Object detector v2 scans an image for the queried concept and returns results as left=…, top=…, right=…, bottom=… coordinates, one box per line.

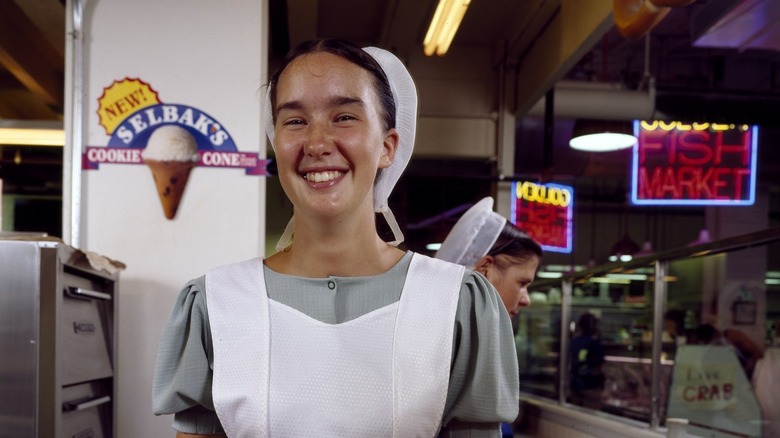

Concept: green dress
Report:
left=152, top=252, right=518, bottom=437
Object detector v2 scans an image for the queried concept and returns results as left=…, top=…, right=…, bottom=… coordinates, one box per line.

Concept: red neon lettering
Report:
left=660, top=168, right=680, bottom=198
left=640, top=166, right=750, bottom=200
left=714, top=131, right=750, bottom=165
left=732, top=168, right=750, bottom=200
left=712, top=167, right=731, bottom=199
left=695, top=168, right=714, bottom=199
left=677, top=131, right=712, bottom=165
left=677, top=166, right=696, bottom=198
left=639, top=130, right=665, bottom=164
left=639, top=167, right=661, bottom=199
left=524, top=203, right=553, bottom=224
left=523, top=223, right=567, bottom=247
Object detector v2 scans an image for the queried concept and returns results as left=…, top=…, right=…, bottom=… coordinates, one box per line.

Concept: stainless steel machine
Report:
left=0, top=237, right=120, bottom=438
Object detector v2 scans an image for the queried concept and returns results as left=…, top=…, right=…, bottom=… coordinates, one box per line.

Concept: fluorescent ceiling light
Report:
left=589, top=277, right=631, bottom=284
left=543, top=264, right=586, bottom=272
left=0, top=120, right=64, bottom=147
left=606, top=273, right=647, bottom=281
left=423, top=0, right=471, bottom=57
left=537, top=272, right=563, bottom=279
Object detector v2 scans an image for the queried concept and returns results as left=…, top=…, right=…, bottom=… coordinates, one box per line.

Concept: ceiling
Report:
left=0, top=0, right=65, bottom=121
left=4, top=0, right=780, bottom=140
left=268, top=0, right=780, bottom=120
left=2, top=0, right=780, bottom=247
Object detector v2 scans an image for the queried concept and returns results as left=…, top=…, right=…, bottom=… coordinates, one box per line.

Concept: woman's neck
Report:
left=266, top=213, right=405, bottom=277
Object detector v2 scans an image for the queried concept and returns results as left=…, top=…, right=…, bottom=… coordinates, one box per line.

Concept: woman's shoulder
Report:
left=407, top=251, right=502, bottom=311
left=206, top=257, right=265, bottom=276
left=173, top=276, right=207, bottom=307
left=459, top=269, right=503, bottom=311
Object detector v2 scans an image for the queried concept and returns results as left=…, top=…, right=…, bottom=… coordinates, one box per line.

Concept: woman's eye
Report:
left=336, top=114, right=356, bottom=122
left=282, top=118, right=305, bottom=126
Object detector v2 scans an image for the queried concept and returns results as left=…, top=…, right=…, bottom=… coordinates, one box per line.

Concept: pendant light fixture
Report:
left=569, top=119, right=637, bottom=152
left=609, top=232, right=641, bottom=262
left=609, top=207, right=640, bottom=262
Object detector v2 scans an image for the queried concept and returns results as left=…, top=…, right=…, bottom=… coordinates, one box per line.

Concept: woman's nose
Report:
left=304, top=123, right=333, bottom=157
left=518, top=289, right=531, bottom=308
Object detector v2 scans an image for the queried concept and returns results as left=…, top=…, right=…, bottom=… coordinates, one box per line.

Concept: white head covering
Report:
left=264, top=45, right=418, bottom=252
left=436, top=197, right=507, bottom=269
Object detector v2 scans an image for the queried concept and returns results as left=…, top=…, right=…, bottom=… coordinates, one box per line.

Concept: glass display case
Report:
left=516, top=227, right=780, bottom=437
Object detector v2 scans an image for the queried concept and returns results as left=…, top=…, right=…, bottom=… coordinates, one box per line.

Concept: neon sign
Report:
left=631, top=120, right=758, bottom=206
left=511, top=181, right=574, bottom=253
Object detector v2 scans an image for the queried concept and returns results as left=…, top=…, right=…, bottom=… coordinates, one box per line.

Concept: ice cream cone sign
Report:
left=141, top=125, right=199, bottom=219
left=86, top=79, right=272, bottom=221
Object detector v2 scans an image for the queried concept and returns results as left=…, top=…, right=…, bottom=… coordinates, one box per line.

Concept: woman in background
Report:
left=436, top=196, right=543, bottom=318
left=153, top=39, right=518, bottom=437
left=436, top=196, right=544, bottom=436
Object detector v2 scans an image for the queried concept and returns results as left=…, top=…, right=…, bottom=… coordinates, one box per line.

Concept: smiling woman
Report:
left=152, top=38, right=520, bottom=437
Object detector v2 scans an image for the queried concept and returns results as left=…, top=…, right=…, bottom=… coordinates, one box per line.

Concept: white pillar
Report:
left=66, top=1, right=268, bottom=436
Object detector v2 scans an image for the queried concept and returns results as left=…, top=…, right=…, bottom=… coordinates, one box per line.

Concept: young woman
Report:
left=436, top=197, right=543, bottom=318
left=436, top=197, right=543, bottom=436
left=153, top=39, right=519, bottom=437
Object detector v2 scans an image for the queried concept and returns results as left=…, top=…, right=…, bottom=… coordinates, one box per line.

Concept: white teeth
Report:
left=304, top=171, right=343, bottom=182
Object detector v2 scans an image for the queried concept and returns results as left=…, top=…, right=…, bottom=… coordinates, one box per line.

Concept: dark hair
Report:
left=487, top=222, right=543, bottom=268
left=577, top=313, right=599, bottom=337
left=695, top=323, right=719, bottom=344
left=664, top=309, right=685, bottom=332
left=268, top=38, right=396, bottom=132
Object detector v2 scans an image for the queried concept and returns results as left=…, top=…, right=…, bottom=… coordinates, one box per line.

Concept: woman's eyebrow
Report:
left=276, top=100, right=303, bottom=114
left=276, top=96, right=365, bottom=115
left=330, top=96, right=364, bottom=108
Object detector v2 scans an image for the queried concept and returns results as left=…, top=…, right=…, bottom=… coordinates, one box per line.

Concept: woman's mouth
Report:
left=302, top=170, right=345, bottom=183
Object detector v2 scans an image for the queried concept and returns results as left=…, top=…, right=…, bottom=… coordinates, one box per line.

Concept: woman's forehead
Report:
left=280, top=52, right=371, bottom=88
left=275, top=52, right=379, bottom=112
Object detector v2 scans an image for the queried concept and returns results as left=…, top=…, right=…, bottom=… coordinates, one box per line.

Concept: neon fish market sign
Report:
left=631, top=121, right=757, bottom=206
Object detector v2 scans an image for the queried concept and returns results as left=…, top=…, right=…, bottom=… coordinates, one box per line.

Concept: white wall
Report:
left=74, top=1, right=267, bottom=436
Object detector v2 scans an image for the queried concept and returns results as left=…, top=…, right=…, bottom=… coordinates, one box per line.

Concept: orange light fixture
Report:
left=613, top=0, right=670, bottom=39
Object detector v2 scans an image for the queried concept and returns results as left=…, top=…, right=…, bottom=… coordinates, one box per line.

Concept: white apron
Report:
left=206, top=253, right=464, bottom=437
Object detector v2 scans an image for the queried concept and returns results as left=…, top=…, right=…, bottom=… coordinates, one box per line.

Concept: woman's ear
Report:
left=473, top=255, right=494, bottom=276
left=379, top=128, right=399, bottom=169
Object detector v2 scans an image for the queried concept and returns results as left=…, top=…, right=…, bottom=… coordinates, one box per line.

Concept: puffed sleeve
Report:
left=440, top=271, right=519, bottom=437
left=152, top=276, right=225, bottom=434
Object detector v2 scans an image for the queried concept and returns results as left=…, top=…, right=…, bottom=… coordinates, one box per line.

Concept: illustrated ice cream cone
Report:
left=141, top=125, right=199, bottom=220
